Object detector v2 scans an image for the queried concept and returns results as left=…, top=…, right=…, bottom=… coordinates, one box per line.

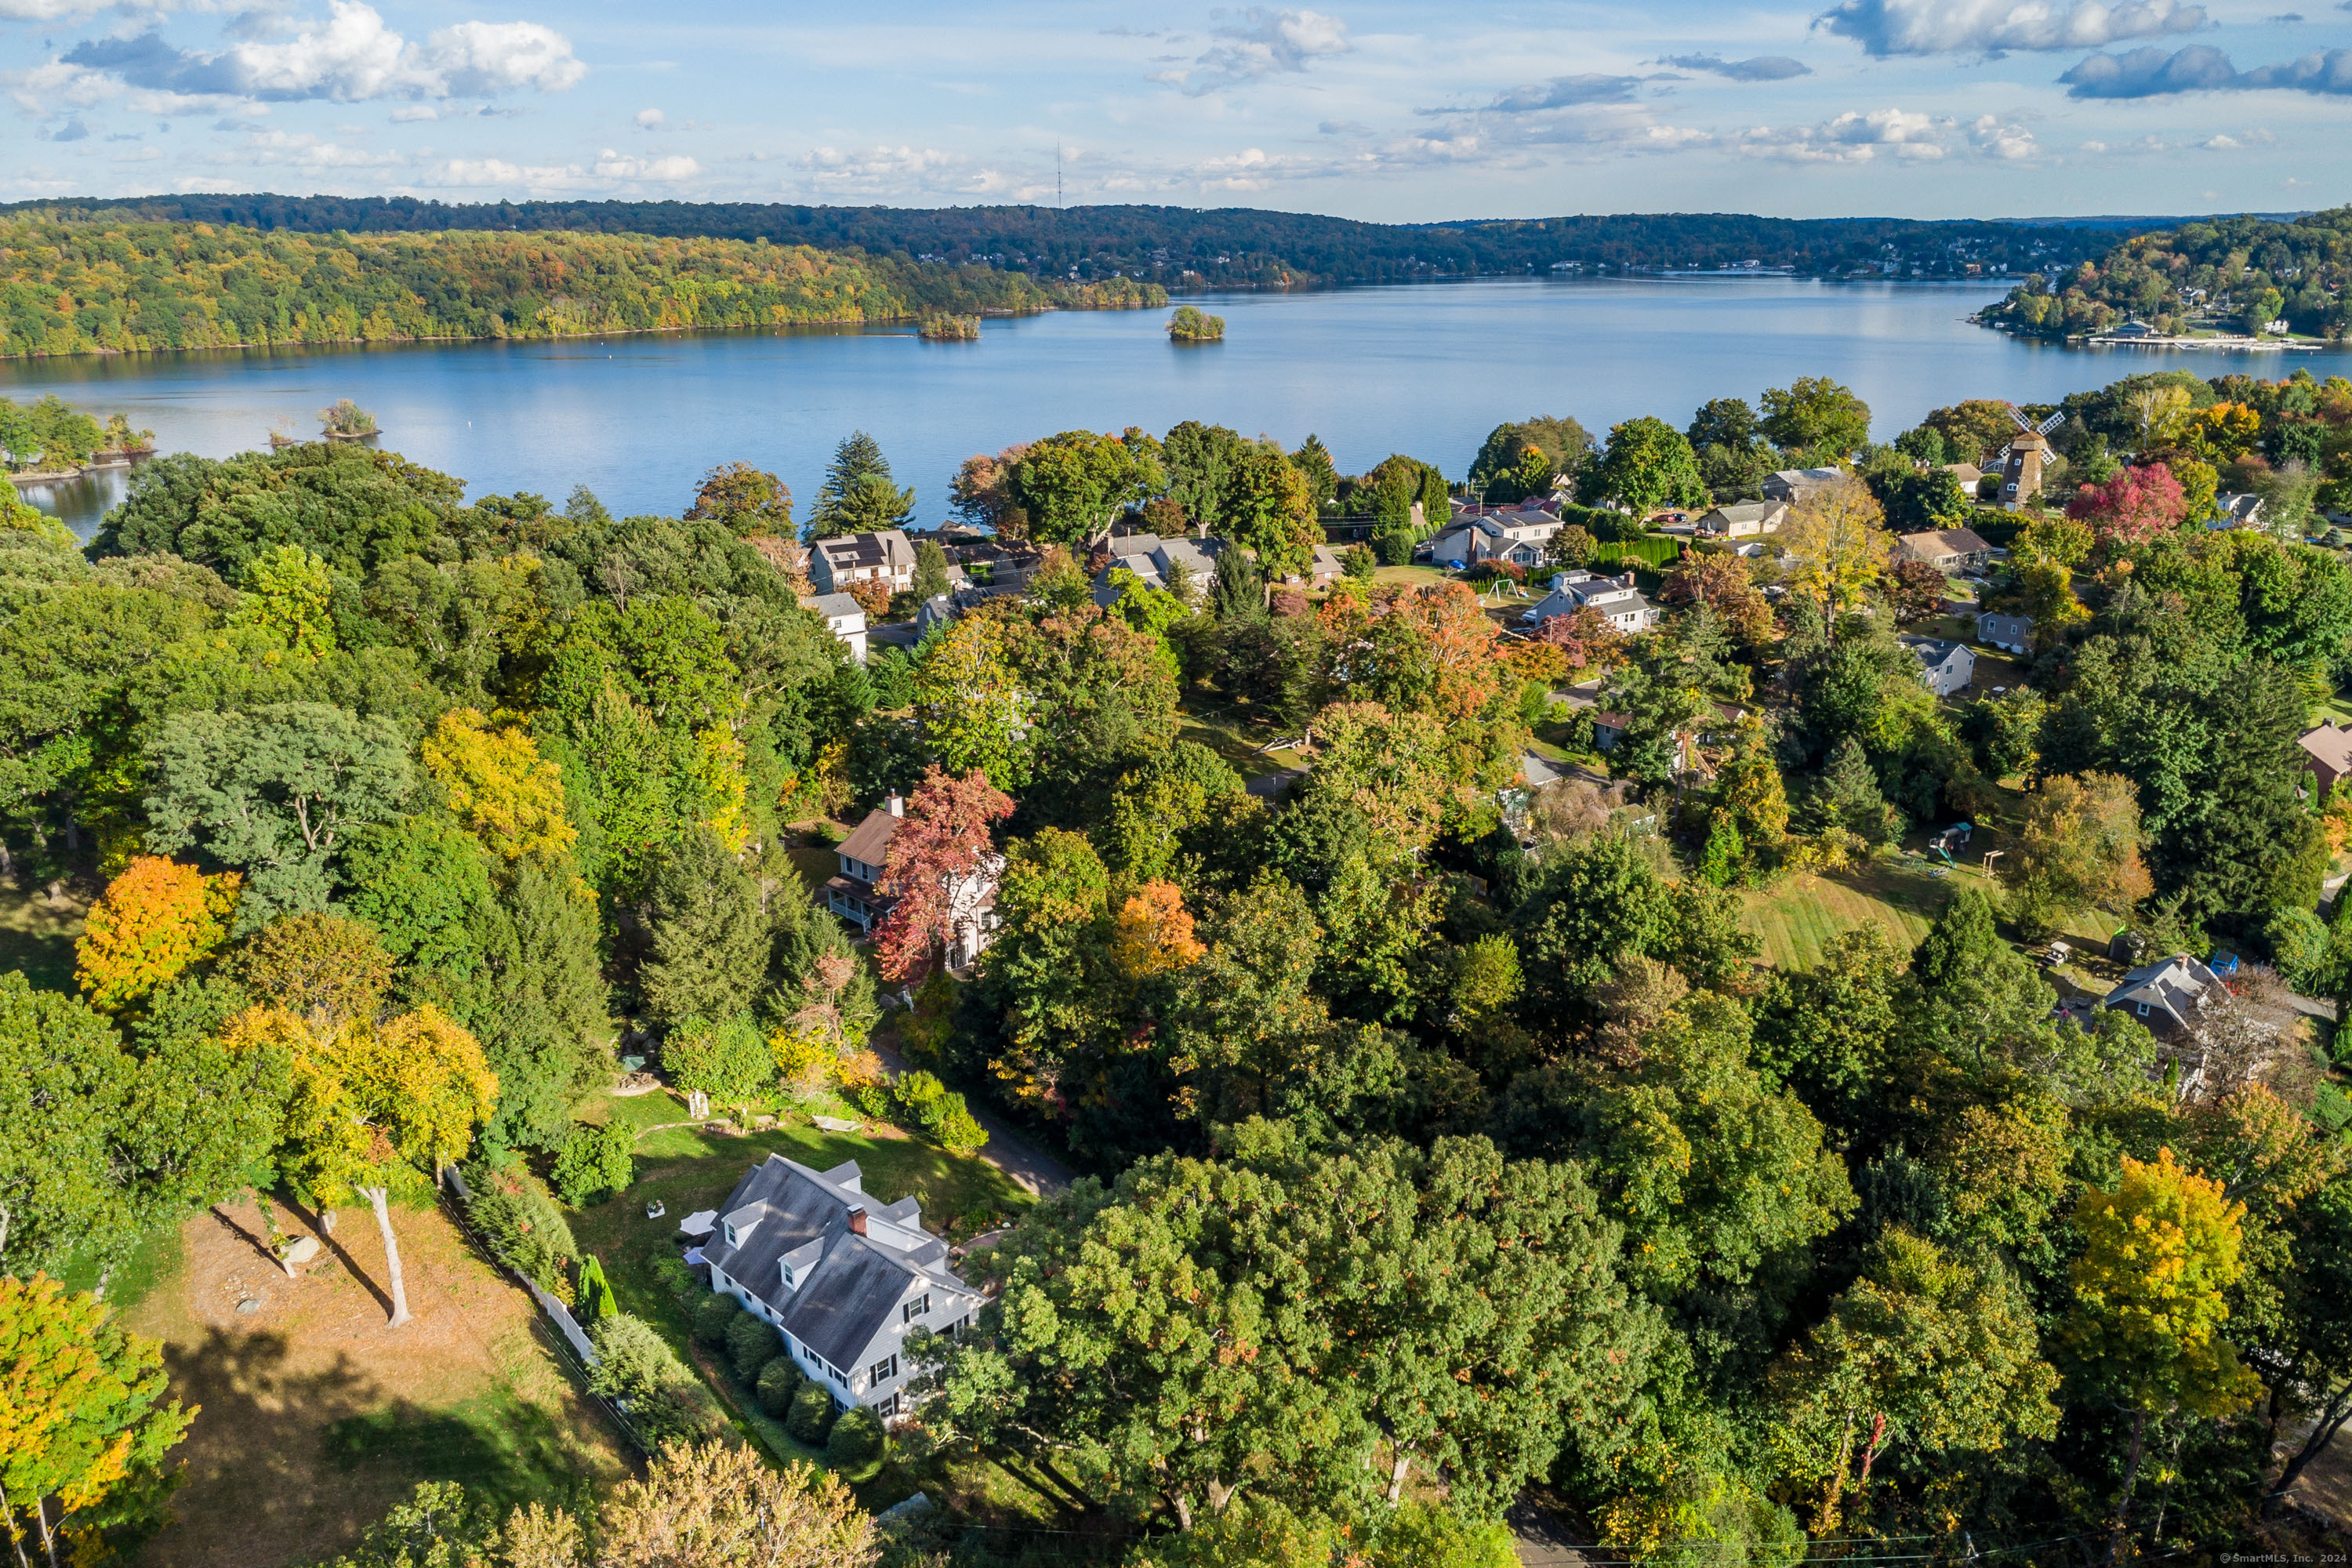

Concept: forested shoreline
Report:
left=0, top=217, right=1164, bottom=359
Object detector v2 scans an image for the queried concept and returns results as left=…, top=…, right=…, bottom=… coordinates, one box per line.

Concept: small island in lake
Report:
left=1167, top=305, right=1225, bottom=343
left=320, top=398, right=379, bottom=441
left=918, top=314, right=982, bottom=341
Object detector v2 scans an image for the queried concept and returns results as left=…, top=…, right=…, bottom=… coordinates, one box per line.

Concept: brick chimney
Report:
left=886, top=791, right=902, bottom=818
left=848, top=1207, right=868, bottom=1236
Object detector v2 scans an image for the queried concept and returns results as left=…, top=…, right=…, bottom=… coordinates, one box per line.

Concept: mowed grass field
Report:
left=1740, top=857, right=1974, bottom=971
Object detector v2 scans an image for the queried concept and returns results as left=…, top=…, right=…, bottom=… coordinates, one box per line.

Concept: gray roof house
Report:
left=1093, top=532, right=1225, bottom=607
left=2103, top=954, right=2222, bottom=1039
left=1761, top=467, right=1844, bottom=503
left=1519, top=569, right=1662, bottom=633
left=1974, top=611, right=2033, bottom=655
left=820, top=792, right=1002, bottom=969
left=1900, top=635, right=1976, bottom=697
left=810, top=530, right=916, bottom=595
left=2209, top=492, right=2265, bottom=532
left=1429, top=512, right=1561, bottom=571
left=1694, top=500, right=1788, bottom=539
left=703, top=1153, right=983, bottom=1420
left=808, top=593, right=868, bottom=664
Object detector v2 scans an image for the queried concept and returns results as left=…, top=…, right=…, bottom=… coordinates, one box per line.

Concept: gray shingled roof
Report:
left=2103, top=954, right=2219, bottom=1029
left=702, top=1155, right=966, bottom=1374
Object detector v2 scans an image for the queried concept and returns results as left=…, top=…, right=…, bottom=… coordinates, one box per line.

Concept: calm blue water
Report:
left=10, top=276, right=2350, bottom=539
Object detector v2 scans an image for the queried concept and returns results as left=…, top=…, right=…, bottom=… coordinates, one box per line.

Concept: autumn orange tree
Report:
left=229, top=1004, right=496, bottom=1327
left=73, top=856, right=240, bottom=1014
left=873, top=766, right=1015, bottom=984
left=0, top=1274, right=193, bottom=1568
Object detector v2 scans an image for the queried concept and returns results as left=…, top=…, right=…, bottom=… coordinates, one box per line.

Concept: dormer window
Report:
left=780, top=1261, right=797, bottom=1290
left=903, top=1292, right=931, bottom=1323
left=722, top=1221, right=738, bottom=1247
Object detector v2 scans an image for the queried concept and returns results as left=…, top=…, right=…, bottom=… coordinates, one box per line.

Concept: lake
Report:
left=10, top=276, right=2350, bottom=539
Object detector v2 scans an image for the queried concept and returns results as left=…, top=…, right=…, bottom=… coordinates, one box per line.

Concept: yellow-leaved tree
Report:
left=227, top=543, right=338, bottom=659
left=1776, top=474, right=1890, bottom=616
left=74, top=856, right=241, bottom=1013
left=2064, top=1148, right=2259, bottom=1552
left=229, top=1004, right=496, bottom=1327
left=420, top=707, right=578, bottom=864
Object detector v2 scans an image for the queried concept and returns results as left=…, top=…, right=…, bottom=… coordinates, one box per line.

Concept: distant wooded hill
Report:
left=6, top=195, right=2155, bottom=292
left=1977, top=205, right=2352, bottom=341
left=0, top=217, right=1160, bottom=358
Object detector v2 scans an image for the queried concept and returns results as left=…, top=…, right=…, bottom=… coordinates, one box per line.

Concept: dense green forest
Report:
left=1980, top=205, right=2352, bottom=341
left=7, top=370, right=2352, bottom=1564
left=5, top=195, right=2144, bottom=292
left=0, top=217, right=1163, bottom=358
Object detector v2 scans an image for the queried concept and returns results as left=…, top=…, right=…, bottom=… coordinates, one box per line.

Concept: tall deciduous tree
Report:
left=1761, top=377, right=1872, bottom=462
left=143, top=702, right=413, bottom=930
left=1777, top=476, right=1890, bottom=615
left=873, top=766, right=1014, bottom=984
left=1578, top=417, right=1708, bottom=516
left=1007, top=429, right=1168, bottom=547
left=0, top=1274, right=194, bottom=1568
left=595, top=1441, right=874, bottom=1567
left=913, top=614, right=1033, bottom=790
left=236, top=1004, right=497, bottom=1327
left=2067, top=463, right=2188, bottom=551
left=2063, top=1149, right=2259, bottom=1550
left=227, top=543, right=338, bottom=659
left=2003, top=771, right=2152, bottom=939
left=685, top=461, right=793, bottom=537
left=74, top=856, right=240, bottom=1014
left=1769, top=1230, right=2057, bottom=1534
left=420, top=708, right=578, bottom=865
left=235, top=910, right=394, bottom=1030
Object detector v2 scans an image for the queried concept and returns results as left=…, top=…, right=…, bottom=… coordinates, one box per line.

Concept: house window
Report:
left=903, top=1293, right=931, bottom=1324
left=780, top=1263, right=795, bottom=1288
left=2136, top=1002, right=2151, bottom=1017
left=722, top=1222, right=737, bottom=1247
left=869, top=1354, right=898, bottom=1385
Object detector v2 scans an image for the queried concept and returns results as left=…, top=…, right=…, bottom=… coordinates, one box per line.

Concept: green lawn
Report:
left=1178, top=701, right=1307, bottom=777
left=1741, top=857, right=1969, bottom=971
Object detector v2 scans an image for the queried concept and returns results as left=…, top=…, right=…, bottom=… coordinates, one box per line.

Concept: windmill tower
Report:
left=1995, top=405, right=2067, bottom=510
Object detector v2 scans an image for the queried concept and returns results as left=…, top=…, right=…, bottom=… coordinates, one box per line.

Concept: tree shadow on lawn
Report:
left=139, top=1325, right=610, bottom=1568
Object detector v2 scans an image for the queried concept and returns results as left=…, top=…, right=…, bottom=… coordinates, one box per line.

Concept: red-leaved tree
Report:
left=1536, top=605, right=1628, bottom=672
left=2067, top=462, right=2188, bottom=550
left=873, top=766, right=1014, bottom=983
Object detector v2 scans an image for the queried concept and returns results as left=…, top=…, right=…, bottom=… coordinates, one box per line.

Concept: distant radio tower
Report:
left=1056, top=140, right=1064, bottom=209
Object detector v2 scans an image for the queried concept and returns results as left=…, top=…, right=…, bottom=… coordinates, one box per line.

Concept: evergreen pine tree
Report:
left=639, top=826, right=768, bottom=1029
left=1211, top=546, right=1267, bottom=622
left=1913, top=884, right=2003, bottom=991
left=1698, top=812, right=1746, bottom=888
left=912, top=539, right=952, bottom=601
left=806, top=431, right=915, bottom=539
left=1814, top=735, right=1893, bottom=844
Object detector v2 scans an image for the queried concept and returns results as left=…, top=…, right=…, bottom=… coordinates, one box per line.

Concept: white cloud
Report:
left=1969, top=113, right=2039, bottom=158
left=56, top=1, right=585, bottom=105
left=1730, top=107, right=1948, bottom=162
left=0, top=0, right=140, bottom=20
left=593, top=148, right=699, bottom=180
left=1169, top=8, right=1350, bottom=94
left=633, top=107, right=663, bottom=128
left=390, top=103, right=435, bottom=122
left=1816, top=0, right=2207, bottom=56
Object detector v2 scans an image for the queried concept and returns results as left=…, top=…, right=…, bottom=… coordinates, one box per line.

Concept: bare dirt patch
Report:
left=125, top=1196, right=631, bottom=1568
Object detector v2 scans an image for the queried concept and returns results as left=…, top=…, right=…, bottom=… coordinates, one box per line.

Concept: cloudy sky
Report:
left=5, top=1, right=2347, bottom=220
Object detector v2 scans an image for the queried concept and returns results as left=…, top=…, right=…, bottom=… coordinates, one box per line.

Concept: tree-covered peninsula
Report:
left=0, top=217, right=1163, bottom=358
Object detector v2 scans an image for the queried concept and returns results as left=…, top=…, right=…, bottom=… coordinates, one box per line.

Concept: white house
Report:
left=808, top=593, right=868, bottom=664
left=703, top=1154, right=983, bottom=1421
left=810, top=530, right=916, bottom=596
left=1900, top=635, right=1976, bottom=697
left=1519, top=569, right=1663, bottom=633
left=1428, top=511, right=1561, bottom=571
left=822, top=792, right=1004, bottom=970
left=1092, top=532, right=1225, bottom=606
left=2208, top=493, right=2265, bottom=532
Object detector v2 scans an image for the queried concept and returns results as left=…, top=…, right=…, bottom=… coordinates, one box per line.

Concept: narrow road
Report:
left=869, top=1038, right=1074, bottom=1198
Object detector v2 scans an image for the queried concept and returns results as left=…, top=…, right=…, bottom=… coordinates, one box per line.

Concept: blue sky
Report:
left=5, top=2, right=2347, bottom=220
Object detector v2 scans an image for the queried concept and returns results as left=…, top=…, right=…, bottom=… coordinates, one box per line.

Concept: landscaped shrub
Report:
left=756, top=1354, right=803, bottom=1417
left=892, top=1071, right=988, bottom=1154
left=550, top=1119, right=633, bottom=1206
left=786, top=1381, right=838, bottom=1444
left=459, top=1160, right=578, bottom=1300
left=694, top=1291, right=743, bottom=1349
left=826, top=1405, right=889, bottom=1483
left=726, top=1310, right=782, bottom=1383
left=662, top=1012, right=774, bottom=1103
